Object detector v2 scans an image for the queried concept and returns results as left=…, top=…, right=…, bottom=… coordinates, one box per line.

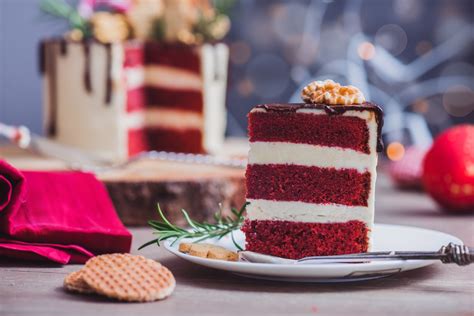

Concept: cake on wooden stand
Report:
left=32, top=0, right=239, bottom=225
left=39, top=0, right=230, bottom=160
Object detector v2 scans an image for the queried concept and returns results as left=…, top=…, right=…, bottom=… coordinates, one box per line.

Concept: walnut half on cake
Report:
left=242, top=80, right=384, bottom=259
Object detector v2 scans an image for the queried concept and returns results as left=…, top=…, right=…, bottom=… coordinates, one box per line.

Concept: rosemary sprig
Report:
left=139, top=203, right=248, bottom=251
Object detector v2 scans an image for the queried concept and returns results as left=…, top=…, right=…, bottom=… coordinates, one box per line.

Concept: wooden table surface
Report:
left=1, top=148, right=473, bottom=315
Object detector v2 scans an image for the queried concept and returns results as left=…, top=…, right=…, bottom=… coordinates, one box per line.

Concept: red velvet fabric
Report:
left=0, top=160, right=132, bottom=264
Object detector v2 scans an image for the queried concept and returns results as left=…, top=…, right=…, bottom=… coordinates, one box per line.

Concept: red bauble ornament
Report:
left=422, top=125, right=474, bottom=212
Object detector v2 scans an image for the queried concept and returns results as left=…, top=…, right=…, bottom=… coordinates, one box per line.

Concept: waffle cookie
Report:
left=64, top=270, right=94, bottom=294
left=80, top=253, right=175, bottom=302
left=179, top=242, right=239, bottom=261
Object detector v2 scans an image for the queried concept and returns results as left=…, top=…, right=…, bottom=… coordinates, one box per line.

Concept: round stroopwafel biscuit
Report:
left=64, top=270, right=95, bottom=294
left=81, top=253, right=175, bottom=302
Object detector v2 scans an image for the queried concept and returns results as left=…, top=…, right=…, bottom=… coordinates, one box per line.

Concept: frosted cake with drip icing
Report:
left=40, top=39, right=228, bottom=160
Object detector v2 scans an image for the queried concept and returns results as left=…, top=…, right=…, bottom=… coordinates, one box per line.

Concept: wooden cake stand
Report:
left=0, top=139, right=247, bottom=226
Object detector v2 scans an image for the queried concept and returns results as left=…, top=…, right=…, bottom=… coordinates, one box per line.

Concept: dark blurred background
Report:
left=1, top=0, right=473, bottom=150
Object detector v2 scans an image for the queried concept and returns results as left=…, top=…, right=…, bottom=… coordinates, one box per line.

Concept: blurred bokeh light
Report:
left=225, top=0, right=474, bottom=149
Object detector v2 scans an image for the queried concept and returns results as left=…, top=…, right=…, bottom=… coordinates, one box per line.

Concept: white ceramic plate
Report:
left=164, top=224, right=462, bottom=282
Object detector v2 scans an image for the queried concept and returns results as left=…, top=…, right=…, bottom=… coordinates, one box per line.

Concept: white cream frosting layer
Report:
left=145, top=65, right=202, bottom=90
left=248, top=141, right=375, bottom=173
left=124, top=108, right=203, bottom=130
left=201, top=43, right=228, bottom=154
left=125, top=65, right=202, bottom=91
left=48, top=42, right=127, bottom=160
left=246, top=199, right=373, bottom=225
left=124, top=67, right=145, bottom=90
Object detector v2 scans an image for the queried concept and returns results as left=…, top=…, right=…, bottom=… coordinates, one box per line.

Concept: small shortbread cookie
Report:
left=178, top=242, right=192, bottom=253
left=179, top=242, right=238, bottom=261
left=64, top=270, right=95, bottom=294
left=188, top=243, right=213, bottom=258
left=81, top=253, right=175, bottom=302
left=207, top=246, right=239, bottom=261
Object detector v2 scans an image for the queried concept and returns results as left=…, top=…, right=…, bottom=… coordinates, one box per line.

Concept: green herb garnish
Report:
left=139, top=203, right=248, bottom=251
left=39, top=0, right=91, bottom=37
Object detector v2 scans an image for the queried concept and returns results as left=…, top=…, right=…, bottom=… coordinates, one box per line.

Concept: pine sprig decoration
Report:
left=139, top=203, right=248, bottom=251
left=39, top=0, right=91, bottom=37
left=212, top=0, right=235, bottom=16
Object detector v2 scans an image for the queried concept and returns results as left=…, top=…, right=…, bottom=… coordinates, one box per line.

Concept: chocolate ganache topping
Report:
left=255, top=102, right=384, bottom=152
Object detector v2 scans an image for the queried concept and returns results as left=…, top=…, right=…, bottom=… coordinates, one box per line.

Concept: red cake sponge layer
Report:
left=145, top=87, right=203, bottom=112
left=126, top=87, right=145, bottom=112
left=124, top=44, right=144, bottom=67
left=144, top=42, right=201, bottom=73
left=246, top=164, right=371, bottom=207
left=128, top=127, right=204, bottom=155
left=242, top=219, right=369, bottom=259
left=249, top=110, right=371, bottom=154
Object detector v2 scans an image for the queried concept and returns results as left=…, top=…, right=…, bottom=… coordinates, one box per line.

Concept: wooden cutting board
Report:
left=0, top=139, right=247, bottom=226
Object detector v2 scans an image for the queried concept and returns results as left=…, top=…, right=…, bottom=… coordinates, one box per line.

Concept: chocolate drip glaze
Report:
left=42, top=39, right=115, bottom=103
left=255, top=102, right=384, bottom=152
left=47, top=49, right=57, bottom=137
left=40, top=39, right=117, bottom=136
left=83, top=42, right=92, bottom=93
left=38, top=41, right=47, bottom=74
left=104, top=43, right=112, bottom=104
left=41, top=41, right=58, bottom=136
left=39, top=39, right=68, bottom=75
left=59, top=39, right=68, bottom=56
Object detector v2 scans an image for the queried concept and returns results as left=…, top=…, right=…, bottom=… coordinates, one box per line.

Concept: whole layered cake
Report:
left=242, top=80, right=384, bottom=259
left=39, top=0, right=230, bottom=160
left=40, top=40, right=228, bottom=158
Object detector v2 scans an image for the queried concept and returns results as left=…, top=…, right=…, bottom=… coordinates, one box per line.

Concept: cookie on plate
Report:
left=179, top=243, right=238, bottom=261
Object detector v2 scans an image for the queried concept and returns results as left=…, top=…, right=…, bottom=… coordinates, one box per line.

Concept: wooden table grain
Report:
left=0, top=148, right=473, bottom=316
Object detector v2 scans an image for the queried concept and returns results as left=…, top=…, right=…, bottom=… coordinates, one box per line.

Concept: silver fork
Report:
left=240, top=243, right=474, bottom=265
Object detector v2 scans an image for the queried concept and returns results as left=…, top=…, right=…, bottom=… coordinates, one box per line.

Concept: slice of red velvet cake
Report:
left=242, top=80, right=384, bottom=259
